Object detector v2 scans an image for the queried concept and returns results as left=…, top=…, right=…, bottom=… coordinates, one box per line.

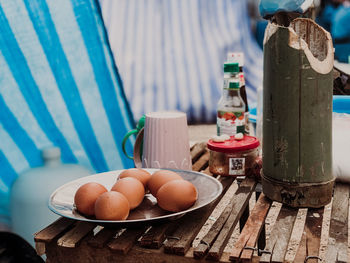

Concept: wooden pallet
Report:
left=34, top=143, right=349, bottom=263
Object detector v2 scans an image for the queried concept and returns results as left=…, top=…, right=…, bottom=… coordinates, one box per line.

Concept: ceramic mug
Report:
left=122, top=111, right=192, bottom=170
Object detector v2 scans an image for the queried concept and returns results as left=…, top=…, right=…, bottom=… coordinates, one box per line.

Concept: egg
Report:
left=156, top=180, right=198, bottom=212
left=147, top=170, right=183, bottom=196
left=111, top=177, right=145, bottom=209
left=74, top=182, right=108, bottom=216
left=94, top=191, right=130, bottom=220
left=118, top=168, right=151, bottom=188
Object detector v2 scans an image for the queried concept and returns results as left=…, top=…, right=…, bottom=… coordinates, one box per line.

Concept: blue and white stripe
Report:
left=99, top=0, right=263, bottom=123
left=0, top=0, right=135, bottom=224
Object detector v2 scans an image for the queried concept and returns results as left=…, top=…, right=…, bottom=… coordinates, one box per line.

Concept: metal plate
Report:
left=49, top=169, right=222, bottom=226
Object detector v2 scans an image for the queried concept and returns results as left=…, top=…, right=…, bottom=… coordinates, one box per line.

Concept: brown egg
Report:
left=94, top=191, right=130, bottom=220
left=111, top=177, right=145, bottom=209
left=74, top=182, right=108, bottom=216
left=119, top=168, right=151, bottom=188
left=156, top=180, right=198, bottom=212
left=147, top=170, right=183, bottom=196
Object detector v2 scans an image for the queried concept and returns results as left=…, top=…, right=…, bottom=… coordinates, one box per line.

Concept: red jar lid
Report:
left=207, top=135, right=260, bottom=153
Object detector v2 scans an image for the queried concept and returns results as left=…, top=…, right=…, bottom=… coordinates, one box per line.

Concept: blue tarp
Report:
left=259, top=0, right=314, bottom=17
left=0, top=0, right=135, bottom=224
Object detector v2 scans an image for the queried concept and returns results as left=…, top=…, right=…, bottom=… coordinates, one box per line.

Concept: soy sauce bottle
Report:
left=217, top=63, right=246, bottom=136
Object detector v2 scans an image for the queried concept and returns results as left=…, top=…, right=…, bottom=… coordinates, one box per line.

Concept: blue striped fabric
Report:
left=99, top=0, right=263, bottom=123
left=0, top=0, right=135, bottom=224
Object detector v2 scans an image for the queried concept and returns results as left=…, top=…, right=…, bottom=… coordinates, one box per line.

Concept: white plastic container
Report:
left=10, top=147, right=90, bottom=246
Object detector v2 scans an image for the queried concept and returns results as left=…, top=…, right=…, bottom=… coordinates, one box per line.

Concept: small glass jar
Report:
left=207, top=135, right=260, bottom=177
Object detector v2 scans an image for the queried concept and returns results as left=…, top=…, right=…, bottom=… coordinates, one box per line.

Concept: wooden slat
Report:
left=192, top=178, right=253, bottom=259
left=193, top=190, right=240, bottom=259
left=325, top=183, right=349, bottom=263
left=87, top=227, right=119, bottom=248
left=206, top=178, right=257, bottom=261
left=190, top=142, right=207, bottom=163
left=230, top=193, right=272, bottom=262
left=163, top=207, right=211, bottom=256
left=57, top=222, right=95, bottom=248
left=35, top=241, right=46, bottom=256
left=139, top=223, right=177, bottom=248
left=217, top=176, right=236, bottom=194
left=192, top=151, right=209, bottom=172
left=294, top=207, right=324, bottom=263
left=240, top=202, right=250, bottom=232
left=34, top=217, right=75, bottom=243
left=108, top=227, right=145, bottom=254
left=260, top=205, right=298, bottom=263
left=163, top=177, right=235, bottom=256
left=257, top=222, right=266, bottom=255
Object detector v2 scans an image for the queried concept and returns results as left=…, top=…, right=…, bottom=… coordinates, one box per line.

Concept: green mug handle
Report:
left=122, top=115, right=146, bottom=160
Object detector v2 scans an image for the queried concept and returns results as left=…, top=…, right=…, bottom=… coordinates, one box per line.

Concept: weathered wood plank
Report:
left=139, top=223, right=177, bottom=248
left=34, top=217, right=75, bottom=243
left=257, top=224, right=266, bottom=256
left=294, top=207, right=324, bottom=263
left=163, top=177, right=235, bottom=256
left=240, top=202, right=250, bottom=232
left=35, top=241, right=46, bottom=256
left=230, top=193, right=272, bottom=262
left=206, top=178, right=257, bottom=261
left=325, top=183, right=349, bottom=263
left=217, top=177, right=237, bottom=195
left=163, top=202, right=220, bottom=256
left=87, top=227, right=119, bottom=248
left=107, top=227, right=145, bottom=254
left=190, top=142, right=207, bottom=163
left=193, top=190, right=239, bottom=259
left=57, top=221, right=96, bottom=248
left=45, top=241, right=232, bottom=263
left=260, top=205, right=298, bottom=263
left=192, top=178, right=252, bottom=259
left=192, top=151, right=209, bottom=172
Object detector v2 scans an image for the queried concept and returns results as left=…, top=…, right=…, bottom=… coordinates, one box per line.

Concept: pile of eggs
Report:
left=74, top=169, right=198, bottom=220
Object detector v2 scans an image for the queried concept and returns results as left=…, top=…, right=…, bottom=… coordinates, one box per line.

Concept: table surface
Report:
left=34, top=142, right=349, bottom=263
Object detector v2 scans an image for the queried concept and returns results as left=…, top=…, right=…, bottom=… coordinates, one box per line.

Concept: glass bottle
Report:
left=217, top=62, right=246, bottom=136
left=227, top=52, right=250, bottom=133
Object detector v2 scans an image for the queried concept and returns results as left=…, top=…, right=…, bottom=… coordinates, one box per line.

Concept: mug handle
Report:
left=133, top=128, right=144, bottom=168
left=122, top=115, right=146, bottom=160
left=122, top=129, right=139, bottom=159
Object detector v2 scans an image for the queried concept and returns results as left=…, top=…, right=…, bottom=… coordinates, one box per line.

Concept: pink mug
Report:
left=133, top=111, right=192, bottom=170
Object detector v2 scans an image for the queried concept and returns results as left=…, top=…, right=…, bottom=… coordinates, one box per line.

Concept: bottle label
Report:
left=229, top=157, right=245, bottom=175
left=239, top=72, right=245, bottom=86
left=217, top=111, right=245, bottom=136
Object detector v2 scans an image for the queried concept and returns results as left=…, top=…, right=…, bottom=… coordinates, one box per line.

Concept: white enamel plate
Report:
left=49, top=169, right=223, bottom=226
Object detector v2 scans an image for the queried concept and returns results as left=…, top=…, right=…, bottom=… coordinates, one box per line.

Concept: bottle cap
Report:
left=207, top=135, right=260, bottom=153
left=228, top=81, right=240, bottom=90
left=224, top=62, right=239, bottom=73
left=42, top=147, right=61, bottom=161
left=227, top=52, right=244, bottom=67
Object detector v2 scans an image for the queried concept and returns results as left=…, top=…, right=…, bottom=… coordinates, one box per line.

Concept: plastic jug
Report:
left=10, top=147, right=91, bottom=246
